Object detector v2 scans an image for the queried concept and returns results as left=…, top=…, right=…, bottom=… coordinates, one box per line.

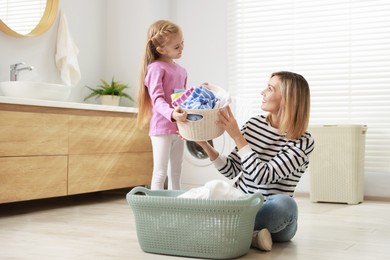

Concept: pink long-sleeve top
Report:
left=145, top=61, right=187, bottom=136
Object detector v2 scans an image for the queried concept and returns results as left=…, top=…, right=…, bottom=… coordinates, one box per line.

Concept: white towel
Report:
left=178, top=180, right=246, bottom=200
left=55, top=11, right=81, bottom=86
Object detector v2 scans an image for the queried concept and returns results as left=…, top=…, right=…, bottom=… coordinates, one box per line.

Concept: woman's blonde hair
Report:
left=136, top=20, right=182, bottom=129
left=267, top=71, right=311, bottom=139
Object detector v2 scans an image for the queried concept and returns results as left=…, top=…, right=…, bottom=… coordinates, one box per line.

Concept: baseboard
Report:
left=295, top=191, right=390, bottom=202
left=294, top=192, right=310, bottom=198
left=364, top=196, right=390, bottom=202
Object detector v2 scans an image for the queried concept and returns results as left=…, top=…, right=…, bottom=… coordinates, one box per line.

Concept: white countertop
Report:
left=0, top=96, right=138, bottom=113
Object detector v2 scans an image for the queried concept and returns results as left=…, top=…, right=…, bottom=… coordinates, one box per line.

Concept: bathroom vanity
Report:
left=0, top=97, right=153, bottom=203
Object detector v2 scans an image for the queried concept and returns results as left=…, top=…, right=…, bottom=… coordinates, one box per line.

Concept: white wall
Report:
left=0, top=0, right=387, bottom=198
left=0, top=0, right=227, bottom=103
left=104, top=0, right=228, bottom=106
left=175, top=0, right=228, bottom=88
left=105, top=0, right=173, bottom=107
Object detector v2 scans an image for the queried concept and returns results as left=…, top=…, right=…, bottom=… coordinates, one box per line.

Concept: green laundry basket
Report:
left=126, top=186, right=264, bottom=259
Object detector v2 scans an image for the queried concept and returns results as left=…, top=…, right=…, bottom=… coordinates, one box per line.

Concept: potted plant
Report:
left=84, top=77, right=134, bottom=106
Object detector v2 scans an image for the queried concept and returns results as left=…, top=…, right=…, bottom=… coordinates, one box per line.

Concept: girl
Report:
left=196, top=71, right=315, bottom=251
left=137, top=20, right=188, bottom=190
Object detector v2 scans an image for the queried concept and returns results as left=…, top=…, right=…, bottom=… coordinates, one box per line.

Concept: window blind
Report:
left=227, top=0, right=390, bottom=175
left=0, top=0, right=46, bottom=34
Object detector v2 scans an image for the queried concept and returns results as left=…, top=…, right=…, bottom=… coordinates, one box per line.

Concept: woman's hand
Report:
left=172, top=106, right=187, bottom=122
left=176, top=133, right=219, bottom=161
left=218, top=105, right=248, bottom=149
left=218, top=105, right=240, bottom=138
left=196, top=140, right=219, bottom=161
left=196, top=141, right=210, bottom=150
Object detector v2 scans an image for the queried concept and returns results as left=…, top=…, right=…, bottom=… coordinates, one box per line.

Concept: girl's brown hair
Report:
left=136, top=20, right=182, bottom=129
left=267, top=71, right=311, bottom=139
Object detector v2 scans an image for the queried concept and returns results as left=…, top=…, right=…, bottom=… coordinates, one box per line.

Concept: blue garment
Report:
left=254, top=194, right=298, bottom=242
left=180, top=86, right=217, bottom=121
left=180, top=86, right=216, bottom=110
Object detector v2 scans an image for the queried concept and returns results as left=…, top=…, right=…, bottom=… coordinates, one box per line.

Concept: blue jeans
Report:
left=254, top=194, right=298, bottom=242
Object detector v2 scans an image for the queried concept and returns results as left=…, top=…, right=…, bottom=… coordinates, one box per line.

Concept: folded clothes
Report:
left=177, top=85, right=217, bottom=121
left=172, top=86, right=195, bottom=107
left=171, top=92, right=183, bottom=102
left=172, top=84, right=230, bottom=121
left=180, top=85, right=216, bottom=109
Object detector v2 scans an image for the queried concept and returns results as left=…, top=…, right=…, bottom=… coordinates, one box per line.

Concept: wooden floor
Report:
left=0, top=190, right=389, bottom=260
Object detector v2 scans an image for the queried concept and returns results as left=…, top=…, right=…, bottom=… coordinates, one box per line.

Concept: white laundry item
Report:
left=178, top=180, right=246, bottom=200
left=214, top=92, right=231, bottom=109
left=178, top=186, right=211, bottom=199
left=55, top=11, right=81, bottom=86
left=208, top=84, right=231, bottom=108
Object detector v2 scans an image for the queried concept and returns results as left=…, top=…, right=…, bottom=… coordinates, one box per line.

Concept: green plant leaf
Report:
left=83, top=77, right=134, bottom=102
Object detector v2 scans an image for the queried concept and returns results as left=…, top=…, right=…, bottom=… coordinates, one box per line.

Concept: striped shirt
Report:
left=213, top=115, right=315, bottom=199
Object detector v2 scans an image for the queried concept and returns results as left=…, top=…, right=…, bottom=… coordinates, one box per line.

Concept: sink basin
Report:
left=0, top=81, right=71, bottom=101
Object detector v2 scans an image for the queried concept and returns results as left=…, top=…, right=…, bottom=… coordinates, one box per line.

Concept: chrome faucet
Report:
left=10, top=62, right=34, bottom=81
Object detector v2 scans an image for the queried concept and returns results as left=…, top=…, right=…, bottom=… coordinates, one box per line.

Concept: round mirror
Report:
left=0, top=0, right=58, bottom=37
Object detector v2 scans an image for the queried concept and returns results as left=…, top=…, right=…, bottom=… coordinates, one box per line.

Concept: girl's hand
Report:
left=201, top=82, right=210, bottom=89
left=172, top=106, right=187, bottom=122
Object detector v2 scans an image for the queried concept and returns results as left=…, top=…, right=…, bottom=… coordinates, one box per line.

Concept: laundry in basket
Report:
left=174, top=84, right=231, bottom=141
left=126, top=186, right=264, bottom=259
left=178, top=180, right=246, bottom=200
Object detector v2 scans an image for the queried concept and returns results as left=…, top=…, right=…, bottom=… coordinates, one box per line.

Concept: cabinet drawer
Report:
left=0, top=111, right=68, bottom=156
left=0, top=156, right=68, bottom=203
left=68, top=115, right=152, bottom=154
left=68, top=152, right=153, bottom=194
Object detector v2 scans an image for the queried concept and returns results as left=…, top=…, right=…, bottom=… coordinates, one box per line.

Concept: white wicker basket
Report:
left=177, top=107, right=225, bottom=141
left=176, top=84, right=229, bottom=141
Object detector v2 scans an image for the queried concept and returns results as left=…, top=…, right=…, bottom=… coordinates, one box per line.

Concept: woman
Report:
left=196, top=71, right=315, bottom=251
